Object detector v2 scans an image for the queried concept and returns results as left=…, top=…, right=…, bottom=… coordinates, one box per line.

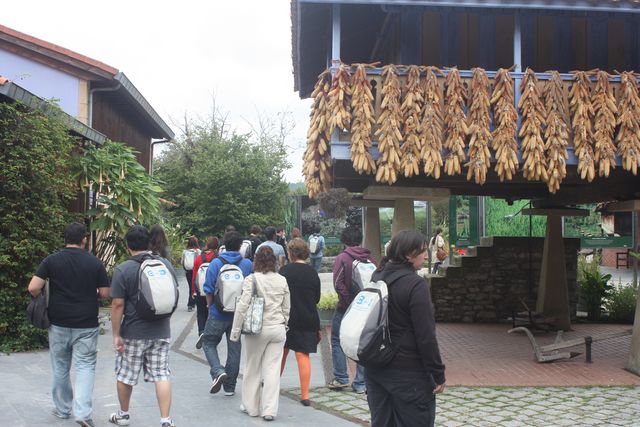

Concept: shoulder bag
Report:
left=239, top=274, right=264, bottom=335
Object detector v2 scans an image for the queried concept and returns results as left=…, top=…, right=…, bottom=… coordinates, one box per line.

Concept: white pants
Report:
left=242, top=324, right=286, bottom=417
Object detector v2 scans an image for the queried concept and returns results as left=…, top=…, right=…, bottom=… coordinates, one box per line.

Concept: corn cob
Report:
left=443, top=68, right=467, bottom=176
left=592, top=70, right=617, bottom=178
left=466, top=67, right=492, bottom=185
left=303, top=71, right=332, bottom=199
left=350, top=64, right=377, bottom=175
left=374, top=64, right=403, bottom=184
left=543, top=71, right=569, bottom=193
left=569, top=71, right=596, bottom=182
left=399, top=65, right=424, bottom=178
left=419, top=66, right=445, bottom=179
left=518, top=68, right=548, bottom=182
left=491, top=68, right=519, bottom=181
left=328, top=64, right=352, bottom=134
left=616, top=72, right=640, bottom=175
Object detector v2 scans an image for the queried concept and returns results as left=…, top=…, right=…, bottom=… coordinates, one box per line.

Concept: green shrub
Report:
left=317, top=292, right=338, bottom=310
left=0, top=102, right=78, bottom=352
left=605, top=284, right=637, bottom=323
left=578, top=254, right=613, bottom=320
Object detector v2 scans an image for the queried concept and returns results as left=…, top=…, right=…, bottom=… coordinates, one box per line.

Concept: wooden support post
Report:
left=363, top=207, right=382, bottom=263
left=392, top=199, right=415, bottom=236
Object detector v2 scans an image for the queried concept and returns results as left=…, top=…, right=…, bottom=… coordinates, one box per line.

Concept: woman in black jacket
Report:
left=367, top=229, right=446, bottom=427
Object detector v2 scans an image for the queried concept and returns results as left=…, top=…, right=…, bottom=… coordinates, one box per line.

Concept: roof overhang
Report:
left=0, top=79, right=106, bottom=145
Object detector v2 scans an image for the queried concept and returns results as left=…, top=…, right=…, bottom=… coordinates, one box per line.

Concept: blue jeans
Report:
left=331, top=311, right=366, bottom=388
left=309, top=256, right=322, bottom=272
left=48, top=325, right=99, bottom=421
left=202, top=317, right=241, bottom=391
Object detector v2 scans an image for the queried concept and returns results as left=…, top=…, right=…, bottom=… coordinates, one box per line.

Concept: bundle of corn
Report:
left=616, top=72, right=640, bottom=175
left=518, top=68, right=548, bottom=182
left=490, top=68, right=519, bottom=181
left=592, top=70, right=617, bottom=178
left=465, top=67, right=492, bottom=185
left=328, top=64, right=352, bottom=134
left=569, top=71, right=596, bottom=182
left=443, top=68, right=467, bottom=176
left=543, top=71, right=569, bottom=193
left=419, top=66, right=445, bottom=179
left=303, top=71, right=332, bottom=199
left=349, top=64, right=377, bottom=174
left=374, top=64, right=403, bottom=184
left=399, top=65, right=424, bottom=177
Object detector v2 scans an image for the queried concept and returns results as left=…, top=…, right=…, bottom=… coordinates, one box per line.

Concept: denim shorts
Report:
left=115, top=338, right=170, bottom=385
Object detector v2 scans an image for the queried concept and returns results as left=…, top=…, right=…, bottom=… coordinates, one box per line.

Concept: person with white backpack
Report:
left=364, top=230, right=446, bottom=427
left=202, top=231, right=252, bottom=397
left=191, top=236, right=218, bottom=347
left=328, top=226, right=376, bottom=394
left=181, top=236, right=201, bottom=312
left=308, top=224, right=325, bottom=272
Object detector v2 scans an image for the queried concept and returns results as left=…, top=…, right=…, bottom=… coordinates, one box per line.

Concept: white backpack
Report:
left=136, top=254, right=179, bottom=320
left=239, top=240, right=253, bottom=258
left=351, top=259, right=377, bottom=294
left=194, top=253, right=210, bottom=294
left=339, top=270, right=411, bottom=368
left=213, top=260, right=245, bottom=312
left=309, top=234, right=320, bottom=254
left=182, top=249, right=199, bottom=270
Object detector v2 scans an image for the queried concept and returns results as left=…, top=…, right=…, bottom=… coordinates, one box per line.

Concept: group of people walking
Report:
left=28, top=220, right=445, bottom=427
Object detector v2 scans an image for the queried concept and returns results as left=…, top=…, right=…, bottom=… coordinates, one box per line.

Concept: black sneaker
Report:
left=195, top=333, right=204, bottom=350
left=209, top=372, right=228, bottom=394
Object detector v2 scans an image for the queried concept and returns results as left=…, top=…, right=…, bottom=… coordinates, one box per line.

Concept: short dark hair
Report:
left=224, top=231, right=243, bottom=251
left=254, top=246, right=277, bottom=273
left=264, top=226, right=277, bottom=241
left=250, top=225, right=262, bottom=235
left=276, top=227, right=285, bottom=233
left=64, top=222, right=87, bottom=245
left=225, top=224, right=236, bottom=232
left=125, top=225, right=150, bottom=251
left=387, top=230, right=428, bottom=265
left=341, top=226, right=362, bottom=247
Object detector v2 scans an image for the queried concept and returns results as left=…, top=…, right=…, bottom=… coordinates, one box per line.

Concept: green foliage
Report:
left=578, top=254, right=613, bottom=320
left=317, top=292, right=338, bottom=310
left=0, top=102, right=78, bottom=351
left=564, top=204, right=605, bottom=238
left=163, top=222, right=191, bottom=267
left=485, top=199, right=546, bottom=237
left=605, top=283, right=637, bottom=323
left=154, top=115, right=290, bottom=237
left=77, top=140, right=162, bottom=269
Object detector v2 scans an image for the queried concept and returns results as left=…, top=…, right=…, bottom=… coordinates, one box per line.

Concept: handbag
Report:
left=436, top=247, right=447, bottom=262
left=239, top=274, right=264, bottom=335
left=26, top=279, right=50, bottom=329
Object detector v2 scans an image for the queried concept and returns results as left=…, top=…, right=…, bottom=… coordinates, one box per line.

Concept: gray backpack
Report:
left=213, top=259, right=245, bottom=312
left=136, top=254, right=179, bottom=320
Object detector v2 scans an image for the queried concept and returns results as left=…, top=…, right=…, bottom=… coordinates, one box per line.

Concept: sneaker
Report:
left=352, top=386, right=366, bottom=394
left=263, top=415, right=275, bottom=421
left=76, top=420, right=96, bottom=427
left=327, top=378, right=349, bottom=389
left=108, top=412, right=130, bottom=426
left=195, top=333, right=204, bottom=350
left=240, top=404, right=248, bottom=414
left=161, top=421, right=176, bottom=427
left=224, top=390, right=235, bottom=396
left=52, top=409, right=70, bottom=419
left=209, top=372, right=227, bottom=394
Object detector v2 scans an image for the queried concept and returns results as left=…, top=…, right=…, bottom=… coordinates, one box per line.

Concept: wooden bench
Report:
left=510, top=326, right=632, bottom=363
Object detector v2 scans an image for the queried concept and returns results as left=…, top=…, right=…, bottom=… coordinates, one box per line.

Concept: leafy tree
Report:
left=154, top=114, right=291, bottom=237
left=0, top=102, right=78, bottom=351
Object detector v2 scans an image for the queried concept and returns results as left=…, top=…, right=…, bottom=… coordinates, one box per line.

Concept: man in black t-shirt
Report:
left=28, top=222, right=110, bottom=427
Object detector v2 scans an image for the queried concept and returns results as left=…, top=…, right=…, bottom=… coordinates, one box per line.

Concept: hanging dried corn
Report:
left=490, top=68, right=519, bottom=181
left=616, top=72, right=640, bottom=175
left=399, top=65, right=424, bottom=178
left=518, top=68, right=548, bottom=182
left=420, top=67, right=445, bottom=179
left=328, top=64, right=352, bottom=134
left=569, top=71, right=596, bottom=182
left=592, top=70, right=617, bottom=178
left=303, top=71, right=332, bottom=199
left=443, top=68, right=467, bottom=176
left=465, top=67, right=492, bottom=185
left=349, top=64, right=377, bottom=175
left=543, top=71, right=569, bottom=193
left=374, top=64, right=403, bottom=184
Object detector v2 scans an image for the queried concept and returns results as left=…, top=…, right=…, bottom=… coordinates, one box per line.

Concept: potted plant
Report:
left=317, top=292, right=338, bottom=326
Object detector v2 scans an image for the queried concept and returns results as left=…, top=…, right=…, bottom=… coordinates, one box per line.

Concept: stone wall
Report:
left=428, top=236, right=580, bottom=323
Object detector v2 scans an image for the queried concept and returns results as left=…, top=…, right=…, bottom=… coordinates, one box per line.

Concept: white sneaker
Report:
left=108, top=412, right=130, bottom=426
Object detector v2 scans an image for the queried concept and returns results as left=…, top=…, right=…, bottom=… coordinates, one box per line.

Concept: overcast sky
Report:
left=3, top=0, right=311, bottom=182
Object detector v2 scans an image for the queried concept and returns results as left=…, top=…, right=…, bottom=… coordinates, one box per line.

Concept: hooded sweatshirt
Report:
left=203, top=251, right=253, bottom=321
left=333, top=246, right=377, bottom=312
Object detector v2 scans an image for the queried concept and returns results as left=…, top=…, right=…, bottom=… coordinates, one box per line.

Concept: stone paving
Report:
left=285, top=385, right=640, bottom=426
